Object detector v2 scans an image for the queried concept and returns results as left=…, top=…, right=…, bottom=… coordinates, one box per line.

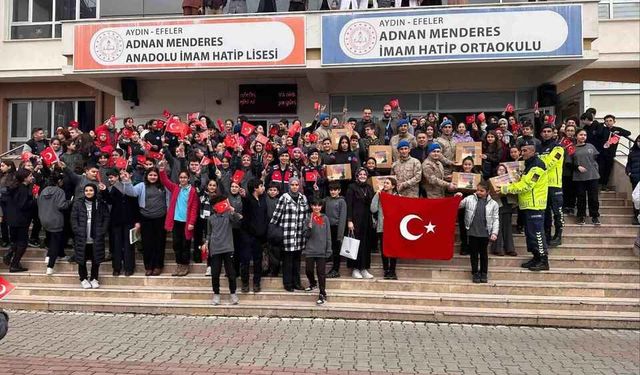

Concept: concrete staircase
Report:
left=1, top=191, right=639, bottom=328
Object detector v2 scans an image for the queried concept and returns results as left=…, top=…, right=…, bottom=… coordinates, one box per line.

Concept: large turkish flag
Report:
left=0, top=277, right=15, bottom=299
left=380, top=193, right=461, bottom=260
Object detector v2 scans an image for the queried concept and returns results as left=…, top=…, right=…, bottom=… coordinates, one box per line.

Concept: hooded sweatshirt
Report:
left=37, top=186, right=71, bottom=232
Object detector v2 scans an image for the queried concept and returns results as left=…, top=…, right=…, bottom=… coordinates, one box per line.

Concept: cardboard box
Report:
left=326, top=164, right=352, bottom=181
left=455, top=142, right=482, bottom=165
left=368, top=145, right=393, bottom=169
left=500, top=161, right=525, bottom=177
left=452, top=172, right=481, bottom=191
left=368, top=175, right=397, bottom=192
left=489, top=173, right=517, bottom=192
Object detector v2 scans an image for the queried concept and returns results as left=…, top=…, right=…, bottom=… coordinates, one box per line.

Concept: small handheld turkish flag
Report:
left=241, top=122, right=255, bottom=137
left=389, top=99, right=400, bottom=109
left=216, top=119, right=225, bottom=132
left=256, top=134, right=269, bottom=145
left=21, top=151, right=33, bottom=162
left=232, top=170, right=245, bottom=184
left=201, top=244, right=207, bottom=261
left=69, top=120, right=79, bottom=128
left=609, top=134, right=620, bottom=145
left=214, top=198, right=231, bottom=214
left=114, top=157, right=127, bottom=170
left=32, top=184, right=40, bottom=197
left=465, top=114, right=476, bottom=125
left=546, top=115, right=556, bottom=124
left=288, top=122, right=301, bottom=137
left=380, top=193, right=461, bottom=260
left=121, top=128, right=133, bottom=139
left=312, top=214, right=324, bottom=226
left=40, top=146, right=58, bottom=166
left=314, top=102, right=320, bottom=111
left=477, top=112, right=486, bottom=123
left=0, top=277, right=15, bottom=300
left=162, top=109, right=172, bottom=119
left=565, top=144, right=576, bottom=156
left=211, top=157, right=222, bottom=166
left=504, top=103, right=515, bottom=113
left=200, top=156, right=211, bottom=166
left=188, top=112, right=200, bottom=122
left=224, top=135, right=238, bottom=149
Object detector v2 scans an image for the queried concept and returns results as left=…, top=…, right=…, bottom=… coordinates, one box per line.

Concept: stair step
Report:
left=3, top=272, right=638, bottom=298
left=19, top=253, right=640, bottom=267
left=5, top=243, right=637, bottom=259
left=16, top=263, right=640, bottom=283
left=7, top=284, right=640, bottom=313
left=564, top=215, right=637, bottom=225
left=2, top=295, right=637, bottom=329
left=600, top=206, right=635, bottom=214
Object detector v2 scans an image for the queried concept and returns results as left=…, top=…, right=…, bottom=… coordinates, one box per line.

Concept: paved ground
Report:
left=0, top=311, right=638, bottom=375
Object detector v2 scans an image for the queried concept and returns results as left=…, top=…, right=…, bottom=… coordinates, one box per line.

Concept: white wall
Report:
left=592, top=19, right=640, bottom=67
left=0, top=3, right=66, bottom=78
left=114, top=76, right=327, bottom=125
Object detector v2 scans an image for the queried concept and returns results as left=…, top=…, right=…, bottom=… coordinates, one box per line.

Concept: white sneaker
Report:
left=230, top=293, right=239, bottom=305
left=80, top=279, right=92, bottom=289
left=46, top=267, right=54, bottom=275
left=205, top=266, right=211, bottom=276
left=212, top=294, right=220, bottom=305
left=90, top=279, right=100, bottom=289
left=45, top=256, right=49, bottom=264
left=352, top=269, right=363, bottom=279
left=361, top=269, right=374, bottom=279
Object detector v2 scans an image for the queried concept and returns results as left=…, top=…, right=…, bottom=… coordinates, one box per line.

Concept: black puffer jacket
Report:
left=71, top=197, right=110, bottom=263
left=626, top=142, right=640, bottom=183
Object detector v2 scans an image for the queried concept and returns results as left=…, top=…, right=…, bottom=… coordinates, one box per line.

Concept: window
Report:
left=330, top=90, right=532, bottom=121
left=10, top=0, right=99, bottom=40
left=599, top=0, right=640, bottom=19
left=8, top=99, right=95, bottom=148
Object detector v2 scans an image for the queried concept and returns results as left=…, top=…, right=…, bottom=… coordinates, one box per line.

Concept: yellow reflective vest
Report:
left=501, top=156, right=549, bottom=210
left=539, top=144, right=564, bottom=188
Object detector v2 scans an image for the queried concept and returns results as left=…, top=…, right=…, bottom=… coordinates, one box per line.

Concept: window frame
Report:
left=599, top=0, right=640, bottom=20
left=8, top=99, right=95, bottom=146
left=9, top=0, right=100, bottom=40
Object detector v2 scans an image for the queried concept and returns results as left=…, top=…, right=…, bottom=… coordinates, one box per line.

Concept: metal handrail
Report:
left=0, top=145, right=25, bottom=159
left=616, top=134, right=635, bottom=158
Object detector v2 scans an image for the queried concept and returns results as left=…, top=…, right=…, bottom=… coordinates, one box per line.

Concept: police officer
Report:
left=497, top=140, right=550, bottom=271
left=538, top=124, right=565, bottom=246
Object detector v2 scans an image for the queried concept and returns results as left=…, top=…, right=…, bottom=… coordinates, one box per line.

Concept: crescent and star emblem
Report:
left=399, top=214, right=436, bottom=241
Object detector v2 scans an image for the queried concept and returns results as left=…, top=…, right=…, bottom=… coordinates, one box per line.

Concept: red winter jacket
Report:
left=159, top=170, right=199, bottom=240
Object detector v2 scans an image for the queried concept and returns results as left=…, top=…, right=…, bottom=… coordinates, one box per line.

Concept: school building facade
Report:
left=0, top=0, right=638, bottom=152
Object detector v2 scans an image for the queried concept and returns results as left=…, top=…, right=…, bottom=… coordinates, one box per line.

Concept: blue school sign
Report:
left=321, top=4, right=583, bottom=66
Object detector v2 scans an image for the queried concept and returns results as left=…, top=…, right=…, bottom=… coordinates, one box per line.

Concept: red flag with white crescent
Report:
left=40, top=146, right=58, bottom=166
left=0, top=277, right=15, bottom=299
left=380, top=193, right=461, bottom=260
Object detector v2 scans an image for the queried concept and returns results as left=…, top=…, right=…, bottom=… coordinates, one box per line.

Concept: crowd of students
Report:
left=0, top=104, right=632, bottom=305
left=183, top=0, right=451, bottom=15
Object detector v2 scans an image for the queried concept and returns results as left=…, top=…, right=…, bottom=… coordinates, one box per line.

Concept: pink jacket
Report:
left=159, top=170, right=199, bottom=240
